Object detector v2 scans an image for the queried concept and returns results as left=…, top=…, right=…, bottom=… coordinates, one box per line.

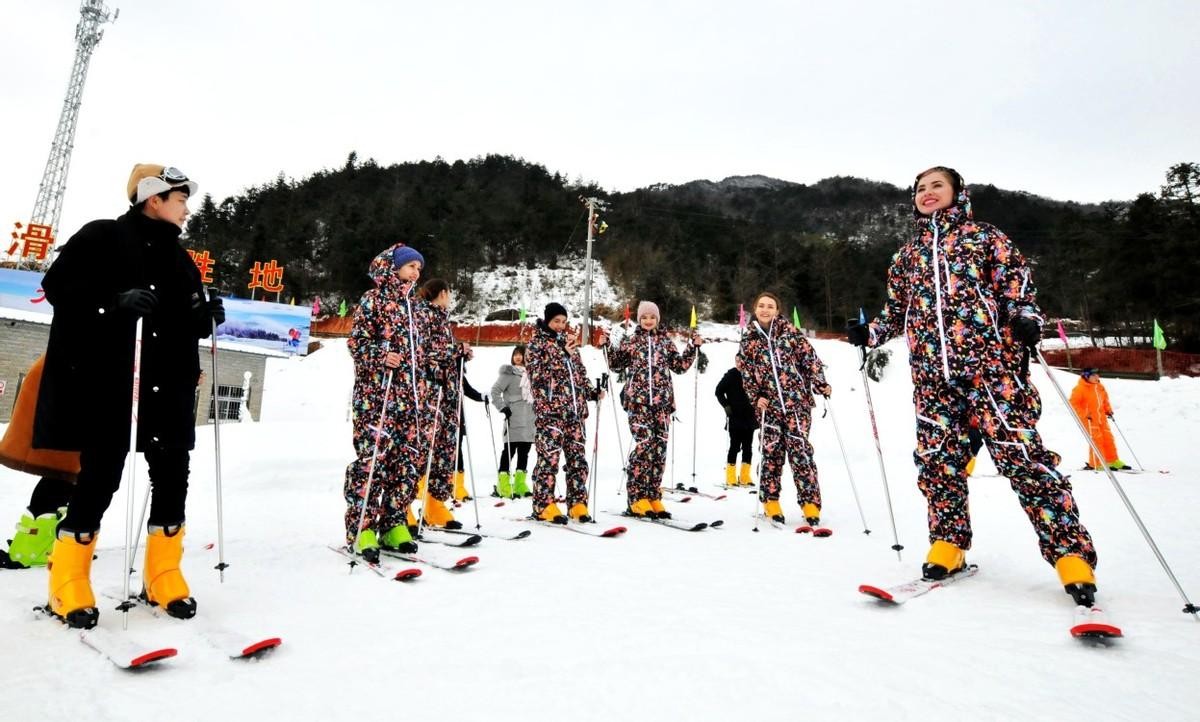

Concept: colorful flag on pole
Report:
left=1056, top=319, right=1068, bottom=344
left=792, top=307, right=801, bottom=330
left=689, top=305, right=698, bottom=329
left=624, top=303, right=631, bottom=327
left=312, top=297, right=320, bottom=316
left=338, top=299, right=348, bottom=318
left=519, top=306, right=526, bottom=323
left=1153, top=319, right=1167, bottom=350
left=858, top=307, right=866, bottom=325
left=738, top=303, right=745, bottom=329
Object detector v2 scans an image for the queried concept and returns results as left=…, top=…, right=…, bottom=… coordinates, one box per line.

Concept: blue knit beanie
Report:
left=392, top=244, right=425, bottom=269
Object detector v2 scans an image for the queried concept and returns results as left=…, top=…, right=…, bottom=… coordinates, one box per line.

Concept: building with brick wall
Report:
left=0, top=310, right=277, bottom=426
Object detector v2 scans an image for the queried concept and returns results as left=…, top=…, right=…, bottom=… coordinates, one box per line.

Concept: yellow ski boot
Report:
left=922, top=540, right=966, bottom=581
left=144, top=524, right=197, bottom=619
left=47, top=529, right=99, bottom=628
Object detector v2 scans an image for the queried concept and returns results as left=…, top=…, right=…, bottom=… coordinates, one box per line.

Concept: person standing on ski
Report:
left=847, top=166, right=1099, bottom=606
left=715, top=360, right=759, bottom=487
left=603, top=301, right=700, bottom=519
left=415, top=279, right=474, bottom=526
left=1069, top=369, right=1128, bottom=471
left=737, top=292, right=830, bottom=526
left=525, top=303, right=604, bottom=523
left=344, top=243, right=435, bottom=559
left=35, top=164, right=222, bottom=628
left=490, top=345, right=535, bottom=499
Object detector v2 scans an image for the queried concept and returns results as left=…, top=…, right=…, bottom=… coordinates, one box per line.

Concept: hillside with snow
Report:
left=456, top=256, right=623, bottom=321
left=1, top=331, right=1197, bottom=720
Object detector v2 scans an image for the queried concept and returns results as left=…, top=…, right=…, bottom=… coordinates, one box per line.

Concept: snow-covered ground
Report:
left=2, top=331, right=1198, bottom=721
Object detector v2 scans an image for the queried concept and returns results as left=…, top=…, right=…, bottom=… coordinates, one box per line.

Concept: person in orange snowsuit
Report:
left=1069, top=369, right=1127, bottom=470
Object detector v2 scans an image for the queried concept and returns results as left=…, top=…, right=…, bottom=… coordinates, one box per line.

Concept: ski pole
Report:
left=691, top=347, right=699, bottom=489
left=1108, top=415, right=1145, bottom=471
left=824, top=397, right=871, bottom=535
left=416, top=386, right=447, bottom=539
left=751, top=408, right=766, bottom=532
left=601, top=347, right=629, bottom=495
left=587, top=374, right=607, bottom=520
left=462, top=412, right=482, bottom=531
left=351, top=364, right=395, bottom=565
left=206, top=289, right=228, bottom=582
left=483, top=401, right=503, bottom=500
left=1035, top=349, right=1197, bottom=617
left=503, top=416, right=515, bottom=498
left=118, top=317, right=145, bottom=629
left=859, top=347, right=903, bottom=561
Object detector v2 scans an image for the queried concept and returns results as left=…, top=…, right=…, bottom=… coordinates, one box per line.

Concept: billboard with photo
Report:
left=0, top=268, right=309, bottom=356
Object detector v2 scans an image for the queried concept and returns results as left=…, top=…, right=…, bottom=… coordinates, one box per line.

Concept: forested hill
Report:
left=184, top=154, right=1200, bottom=350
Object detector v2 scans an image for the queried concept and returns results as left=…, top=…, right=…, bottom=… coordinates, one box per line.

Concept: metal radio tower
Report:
left=29, top=1, right=119, bottom=246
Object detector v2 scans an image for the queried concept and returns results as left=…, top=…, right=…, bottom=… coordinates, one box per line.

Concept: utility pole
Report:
left=21, top=1, right=118, bottom=268
left=579, top=195, right=608, bottom=343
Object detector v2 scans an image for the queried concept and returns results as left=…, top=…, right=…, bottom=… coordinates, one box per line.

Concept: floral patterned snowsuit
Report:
left=863, top=189, right=1096, bottom=567
left=607, top=327, right=697, bottom=502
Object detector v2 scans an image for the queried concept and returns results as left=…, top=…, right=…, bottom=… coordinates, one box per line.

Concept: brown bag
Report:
left=0, top=355, right=80, bottom=481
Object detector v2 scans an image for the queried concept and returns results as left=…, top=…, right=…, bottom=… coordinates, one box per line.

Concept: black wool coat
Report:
left=714, top=367, right=759, bottom=433
left=34, top=210, right=210, bottom=452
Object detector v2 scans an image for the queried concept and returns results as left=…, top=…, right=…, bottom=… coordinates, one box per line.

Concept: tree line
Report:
left=184, top=156, right=1200, bottom=351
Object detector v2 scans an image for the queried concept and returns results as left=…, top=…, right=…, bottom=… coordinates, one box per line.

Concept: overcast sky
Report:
left=1, top=0, right=1197, bottom=240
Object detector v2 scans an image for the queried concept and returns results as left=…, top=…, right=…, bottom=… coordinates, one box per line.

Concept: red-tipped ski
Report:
left=37, top=607, right=176, bottom=669
left=505, top=516, right=627, bottom=537
left=1070, top=605, right=1123, bottom=640
left=796, top=525, right=833, bottom=537
left=329, top=544, right=422, bottom=581
left=859, top=565, right=980, bottom=604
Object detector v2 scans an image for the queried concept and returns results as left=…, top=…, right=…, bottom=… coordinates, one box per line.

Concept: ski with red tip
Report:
left=439, top=527, right=532, bottom=541
left=329, top=544, right=422, bottom=581
left=796, top=525, right=833, bottom=537
left=380, top=547, right=480, bottom=571
left=507, top=516, right=627, bottom=537
left=100, top=591, right=283, bottom=660
left=37, top=606, right=177, bottom=668
left=617, top=511, right=708, bottom=532
left=1071, top=605, right=1123, bottom=640
left=666, top=484, right=726, bottom=501
left=859, top=565, right=980, bottom=604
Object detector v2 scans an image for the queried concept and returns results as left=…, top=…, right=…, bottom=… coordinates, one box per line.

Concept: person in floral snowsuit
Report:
left=525, top=303, right=603, bottom=523
left=343, top=243, right=454, bottom=558
left=737, top=292, right=830, bottom=526
left=848, top=166, right=1098, bottom=605
left=605, top=301, right=700, bottom=519
left=415, top=278, right=472, bottom=529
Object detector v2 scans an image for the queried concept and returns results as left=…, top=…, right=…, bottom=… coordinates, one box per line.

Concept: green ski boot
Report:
left=381, top=525, right=418, bottom=554
left=2, top=509, right=60, bottom=569
left=354, top=528, right=380, bottom=564
left=512, top=470, right=531, bottom=498
left=495, top=472, right=513, bottom=499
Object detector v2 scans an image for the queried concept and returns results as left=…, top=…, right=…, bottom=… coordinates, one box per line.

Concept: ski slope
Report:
left=1, top=332, right=1197, bottom=721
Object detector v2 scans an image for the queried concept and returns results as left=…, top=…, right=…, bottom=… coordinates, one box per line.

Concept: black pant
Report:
left=498, top=442, right=532, bottom=473
left=60, top=446, right=190, bottom=533
left=726, top=428, right=754, bottom=465
left=28, top=476, right=73, bottom=517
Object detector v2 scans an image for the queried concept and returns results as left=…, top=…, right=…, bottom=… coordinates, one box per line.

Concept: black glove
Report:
left=1010, top=317, right=1042, bottom=348
left=1107, top=413, right=1114, bottom=420
left=500, top=407, right=512, bottom=419
left=722, top=404, right=732, bottom=417
left=481, top=395, right=490, bottom=405
left=208, top=298, right=226, bottom=326
left=116, top=288, right=158, bottom=316
left=846, top=322, right=869, bottom=347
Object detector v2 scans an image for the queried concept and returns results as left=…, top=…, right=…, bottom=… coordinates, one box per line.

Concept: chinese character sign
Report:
left=247, top=260, right=284, bottom=294
left=186, top=249, right=215, bottom=284
left=8, top=222, right=55, bottom=262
